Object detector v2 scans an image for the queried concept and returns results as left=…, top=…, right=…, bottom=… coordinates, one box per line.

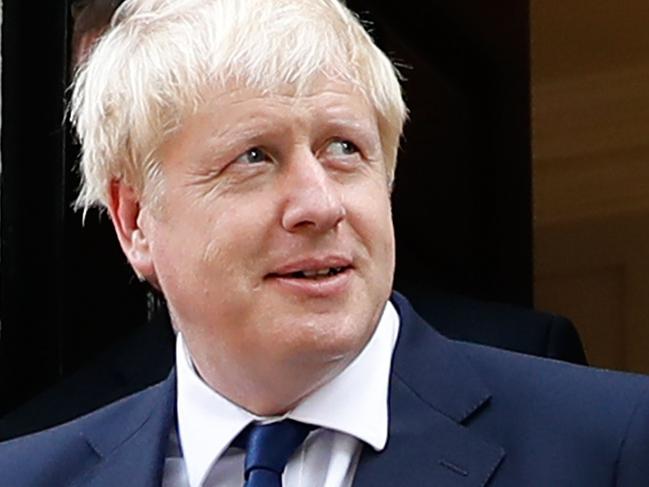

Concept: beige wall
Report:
left=532, top=0, right=649, bottom=372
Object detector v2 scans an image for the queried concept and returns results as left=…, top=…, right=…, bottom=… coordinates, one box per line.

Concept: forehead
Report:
left=156, top=77, right=382, bottom=166
left=186, top=77, right=379, bottom=133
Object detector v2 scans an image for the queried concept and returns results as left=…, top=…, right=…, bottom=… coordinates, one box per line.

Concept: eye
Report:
left=235, top=147, right=271, bottom=165
left=325, top=139, right=360, bottom=157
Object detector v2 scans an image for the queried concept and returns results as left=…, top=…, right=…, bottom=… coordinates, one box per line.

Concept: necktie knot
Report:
left=234, top=419, right=314, bottom=486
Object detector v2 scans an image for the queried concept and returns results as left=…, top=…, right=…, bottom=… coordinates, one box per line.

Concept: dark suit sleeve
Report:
left=615, top=384, right=649, bottom=485
left=545, top=314, right=588, bottom=365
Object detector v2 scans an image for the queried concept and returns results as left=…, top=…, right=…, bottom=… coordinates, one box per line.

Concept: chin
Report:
left=281, top=311, right=377, bottom=365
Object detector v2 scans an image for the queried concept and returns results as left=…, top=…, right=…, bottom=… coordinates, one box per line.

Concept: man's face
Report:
left=137, top=78, right=395, bottom=403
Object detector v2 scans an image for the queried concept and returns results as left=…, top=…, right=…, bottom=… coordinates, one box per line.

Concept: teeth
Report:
left=293, top=267, right=344, bottom=278
left=302, top=268, right=332, bottom=277
left=281, top=267, right=346, bottom=279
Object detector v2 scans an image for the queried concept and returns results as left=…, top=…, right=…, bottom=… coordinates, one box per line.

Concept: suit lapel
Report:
left=75, top=373, right=176, bottom=487
left=354, top=293, right=505, bottom=487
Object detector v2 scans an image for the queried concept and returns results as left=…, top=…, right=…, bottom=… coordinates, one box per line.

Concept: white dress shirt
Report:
left=162, top=301, right=400, bottom=487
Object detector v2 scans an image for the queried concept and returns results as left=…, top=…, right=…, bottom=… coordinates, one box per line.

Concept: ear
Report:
left=106, top=180, right=160, bottom=288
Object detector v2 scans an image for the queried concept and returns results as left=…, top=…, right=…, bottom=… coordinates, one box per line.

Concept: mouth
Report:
left=271, top=266, right=349, bottom=280
left=265, top=258, right=354, bottom=297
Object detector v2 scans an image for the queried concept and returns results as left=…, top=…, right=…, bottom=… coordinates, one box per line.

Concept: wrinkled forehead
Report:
left=155, top=70, right=379, bottom=148
left=158, top=75, right=381, bottom=165
left=179, top=77, right=380, bottom=143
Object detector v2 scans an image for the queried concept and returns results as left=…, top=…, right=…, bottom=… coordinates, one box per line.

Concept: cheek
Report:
left=160, top=198, right=241, bottom=262
left=383, top=215, right=396, bottom=263
left=350, top=182, right=394, bottom=249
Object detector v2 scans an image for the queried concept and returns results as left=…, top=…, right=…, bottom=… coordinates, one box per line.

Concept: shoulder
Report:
left=459, top=339, right=648, bottom=406
left=392, top=291, right=649, bottom=425
left=392, top=292, right=649, bottom=484
left=0, top=380, right=169, bottom=487
left=457, top=340, right=649, bottom=462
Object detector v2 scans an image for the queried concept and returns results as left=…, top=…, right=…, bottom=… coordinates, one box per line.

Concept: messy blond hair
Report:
left=70, top=0, right=408, bottom=211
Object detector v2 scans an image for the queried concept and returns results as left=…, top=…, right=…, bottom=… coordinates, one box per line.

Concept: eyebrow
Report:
left=320, top=115, right=382, bottom=151
left=324, top=116, right=378, bottom=137
left=198, top=123, right=269, bottom=167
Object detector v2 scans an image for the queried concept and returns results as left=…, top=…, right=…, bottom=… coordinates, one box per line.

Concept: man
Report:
left=1, top=1, right=648, bottom=486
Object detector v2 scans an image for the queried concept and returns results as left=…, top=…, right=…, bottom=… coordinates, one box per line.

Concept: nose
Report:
left=280, top=152, right=346, bottom=233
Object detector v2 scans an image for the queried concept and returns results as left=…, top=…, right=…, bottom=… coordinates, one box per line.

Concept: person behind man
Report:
left=2, top=0, right=649, bottom=485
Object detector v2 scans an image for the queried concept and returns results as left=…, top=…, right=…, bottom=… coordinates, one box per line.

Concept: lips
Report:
left=266, top=256, right=353, bottom=297
left=268, top=256, right=353, bottom=278
left=279, top=266, right=346, bottom=279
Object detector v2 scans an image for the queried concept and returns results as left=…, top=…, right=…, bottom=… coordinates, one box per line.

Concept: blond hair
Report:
left=70, top=0, right=408, bottom=211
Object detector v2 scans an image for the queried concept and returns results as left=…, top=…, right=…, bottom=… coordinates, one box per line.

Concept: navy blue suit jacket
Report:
left=2, top=293, right=649, bottom=486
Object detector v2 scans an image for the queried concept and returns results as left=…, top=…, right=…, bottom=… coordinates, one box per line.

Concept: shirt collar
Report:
left=176, top=300, right=400, bottom=487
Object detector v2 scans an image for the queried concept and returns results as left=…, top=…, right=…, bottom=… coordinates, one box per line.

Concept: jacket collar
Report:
left=390, top=291, right=492, bottom=423
left=353, top=292, right=505, bottom=487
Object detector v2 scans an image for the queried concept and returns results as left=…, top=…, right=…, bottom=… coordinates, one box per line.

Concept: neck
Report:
left=192, top=354, right=351, bottom=416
